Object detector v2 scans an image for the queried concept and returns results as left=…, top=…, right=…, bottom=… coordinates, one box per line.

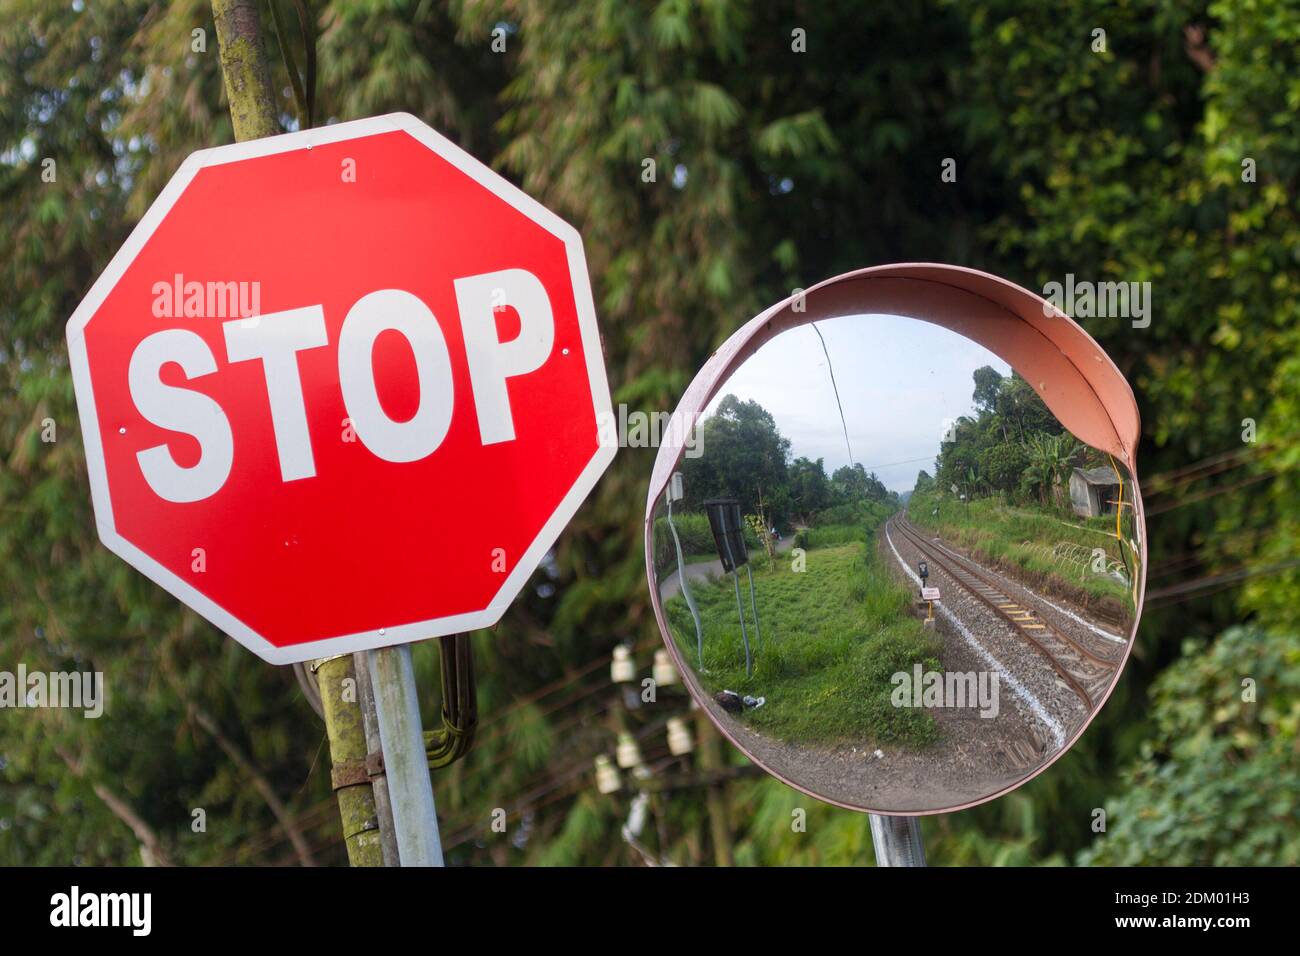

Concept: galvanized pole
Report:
left=730, top=570, right=753, bottom=678
left=355, top=652, right=400, bottom=866
left=367, top=644, right=444, bottom=866
left=868, top=814, right=926, bottom=866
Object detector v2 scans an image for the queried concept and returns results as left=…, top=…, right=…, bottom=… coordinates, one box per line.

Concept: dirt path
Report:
left=657, top=532, right=796, bottom=603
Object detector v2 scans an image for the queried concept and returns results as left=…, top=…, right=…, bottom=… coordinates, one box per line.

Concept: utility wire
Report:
left=811, top=322, right=854, bottom=468
left=1145, top=471, right=1275, bottom=516
left=1143, top=434, right=1294, bottom=493
left=1145, top=556, right=1300, bottom=607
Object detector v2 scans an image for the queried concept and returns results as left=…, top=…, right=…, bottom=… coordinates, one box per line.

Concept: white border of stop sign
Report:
left=65, top=113, right=616, bottom=664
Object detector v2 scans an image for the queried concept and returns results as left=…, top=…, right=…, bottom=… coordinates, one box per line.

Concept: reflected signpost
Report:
left=703, top=498, right=762, bottom=678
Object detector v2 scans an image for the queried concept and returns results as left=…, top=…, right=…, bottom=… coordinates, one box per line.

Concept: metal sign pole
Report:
left=367, top=644, right=444, bottom=866
left=868, top=814, right=926, bottom=866
left=743, top=564, right=763, bottom=652
left=730, top=570, right=753, bottom=678
left=354, top=652, right=400, bottom=866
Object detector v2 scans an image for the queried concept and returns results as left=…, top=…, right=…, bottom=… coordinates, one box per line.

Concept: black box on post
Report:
left=703, top=498, right=749, bottom=572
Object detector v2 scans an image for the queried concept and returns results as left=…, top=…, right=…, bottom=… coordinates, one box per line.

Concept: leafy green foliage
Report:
left=1080, top=627, right=1300, bottom=865
left=678, top=394, right=791, bottom=519
left=933, top=365, right=1074, bottom=503
left=1, top=0, right=1297, bottom=866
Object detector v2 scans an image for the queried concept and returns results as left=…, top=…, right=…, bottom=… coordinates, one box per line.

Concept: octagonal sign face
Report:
left=66, top=113, right=616, bottom=664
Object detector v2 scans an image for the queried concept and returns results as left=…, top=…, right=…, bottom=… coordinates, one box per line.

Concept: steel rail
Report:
left=890, top=516, right=1114, bottom=710
left=900, top=517, right=1122, bottom=664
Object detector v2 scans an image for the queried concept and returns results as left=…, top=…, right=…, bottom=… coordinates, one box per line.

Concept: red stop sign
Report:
left=66, top=114, right=616, bottom=663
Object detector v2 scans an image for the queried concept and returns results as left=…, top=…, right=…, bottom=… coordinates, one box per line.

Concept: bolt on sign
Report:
left=66, top=114, right=616, bottom=663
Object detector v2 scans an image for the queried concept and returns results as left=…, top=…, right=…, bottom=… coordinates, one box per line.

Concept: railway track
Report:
left=891, top=516, right=1117, bottom=711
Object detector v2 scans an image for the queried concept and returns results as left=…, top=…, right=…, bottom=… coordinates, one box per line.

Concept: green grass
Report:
left=664, top=540, right=940, bottom=748
left=906, top=490, right=1136, bottom=613
left=793, top=523, right=862, bottom=550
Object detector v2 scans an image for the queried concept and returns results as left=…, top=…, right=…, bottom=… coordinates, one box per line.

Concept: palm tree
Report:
left=965, top=464, right=980, bottom=507
left=1022, top=433, right=1081, bottom=508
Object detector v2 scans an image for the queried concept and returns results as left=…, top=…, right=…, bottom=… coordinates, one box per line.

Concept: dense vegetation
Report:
left=925, top=364, right=1102, bottom=507
left=678, top=392, right=899, bottom=530
left=2, top=0, right=1297, bottom=866
left=907, top=364, right=1137, bottom=616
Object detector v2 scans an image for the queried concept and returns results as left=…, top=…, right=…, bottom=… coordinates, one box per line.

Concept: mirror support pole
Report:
left=869, top=814, right=926, bottom=866
left=366, top=645, right=444, bottom=866
left=743, top=564, right=763, bottom=651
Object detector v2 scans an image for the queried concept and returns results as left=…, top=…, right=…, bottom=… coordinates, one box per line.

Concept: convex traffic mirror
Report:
left=645, top=264, right=1146, bottom=814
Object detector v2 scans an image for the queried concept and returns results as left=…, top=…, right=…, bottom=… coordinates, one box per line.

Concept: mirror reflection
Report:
left=650, top=313, right=1142, bottom=813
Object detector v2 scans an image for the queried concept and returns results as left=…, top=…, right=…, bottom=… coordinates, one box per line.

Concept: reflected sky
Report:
left=700, top=314, right=1012, bottom=492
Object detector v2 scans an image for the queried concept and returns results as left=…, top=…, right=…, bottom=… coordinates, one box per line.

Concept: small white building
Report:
left=1069, top=467, right=1120, bottom=517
